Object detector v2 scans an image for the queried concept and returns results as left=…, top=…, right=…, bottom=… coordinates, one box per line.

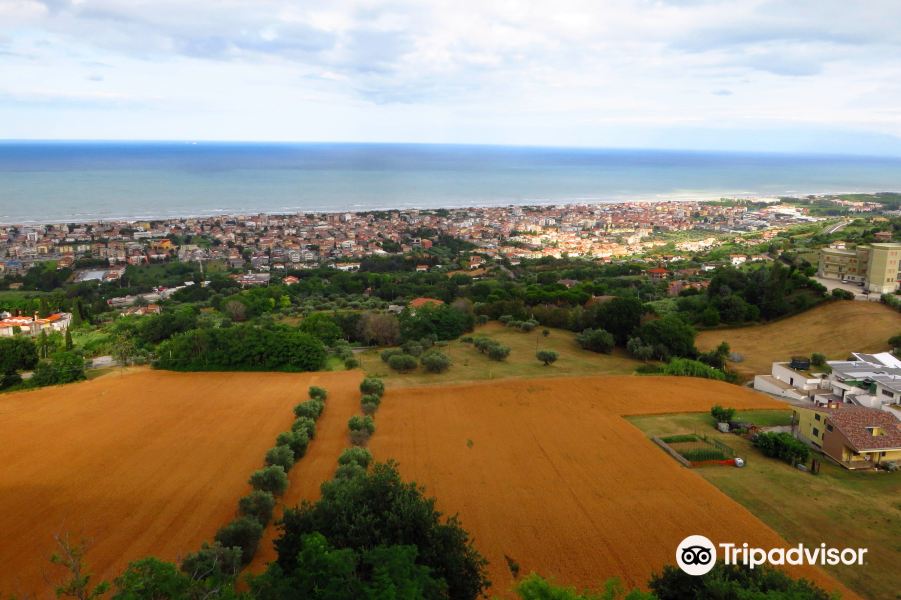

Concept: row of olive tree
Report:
left=202, top=385, right=330, bottom=571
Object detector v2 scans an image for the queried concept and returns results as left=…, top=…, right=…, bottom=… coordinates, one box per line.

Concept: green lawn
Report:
left=628, top=410, right=901, bottom=600
left=358, top=322, right=642, bottom=387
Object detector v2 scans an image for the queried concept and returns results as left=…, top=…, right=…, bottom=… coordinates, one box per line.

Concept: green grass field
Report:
left=358, top=322, right=642, bottom=387
left=629, top=410, right=901, bottom=600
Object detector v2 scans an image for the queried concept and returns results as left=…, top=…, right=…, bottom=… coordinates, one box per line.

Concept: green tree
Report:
left=575, top=328, right=615, bottom=353
left=31, top=351, right=86, bottom=387
left=249, top=466, right=289, bottom=496
left=112, top=558, right=190, bottom=600
left=421, top=351, right=451, bottom=373
left=298, top=313, right=343, bottom=345
left=239, top=490, right=277, bottom=526
left=637, top=315, right=697, bottom=360
left=49, top=534, right=110, bottom=600
left=516, top=573, right=652, bottom=600
left=65, top=329, right=74, bottom=351
left=649, top=564, right=834, bottom=600
left=250, top=533, right=446, bottom=600
left=274, top=461, right=489, bottom=600
left=360, top=377, right=385, bottom=397
left=0, top=337, right=38, bottom=388
left=214, top=517, right=264, bottom=565
left=265, top=445, right=295, bottom=470
left=536, top=349, right=559, bottom=366
left=388, top=353, right=419, bottom=372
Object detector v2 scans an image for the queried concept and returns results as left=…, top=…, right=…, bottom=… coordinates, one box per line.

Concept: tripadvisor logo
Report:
left=676, top=535, right=717, bottom=576
left=676, top=535, right=868, bottom=576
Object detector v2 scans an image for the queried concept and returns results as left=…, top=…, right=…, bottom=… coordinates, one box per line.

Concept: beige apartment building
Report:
left=818, top=242, right=901, bottom=294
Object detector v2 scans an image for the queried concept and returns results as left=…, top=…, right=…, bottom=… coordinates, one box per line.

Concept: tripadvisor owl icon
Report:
left=676, top=535, right=717, bottom=576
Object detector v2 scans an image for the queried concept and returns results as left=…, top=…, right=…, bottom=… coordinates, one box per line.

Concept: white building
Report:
left=755, top=352, right=901, bottom=418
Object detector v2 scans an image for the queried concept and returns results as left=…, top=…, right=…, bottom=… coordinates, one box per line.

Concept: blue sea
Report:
left=0, top=142, right=900, bottom=223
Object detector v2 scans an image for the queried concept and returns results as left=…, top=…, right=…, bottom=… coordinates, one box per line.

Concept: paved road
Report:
left=825, top=219, right=851, bottom=235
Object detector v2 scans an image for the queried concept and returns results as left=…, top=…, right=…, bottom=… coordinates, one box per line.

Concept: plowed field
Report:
left=0, top=369, right=361, bottom=598
left=369, top=376, right=858, bottom=598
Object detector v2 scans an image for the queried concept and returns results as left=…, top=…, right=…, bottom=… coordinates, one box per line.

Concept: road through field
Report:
left=369, top=376, right=859, bottom=599
left=0, top=368, right=360, bottom=598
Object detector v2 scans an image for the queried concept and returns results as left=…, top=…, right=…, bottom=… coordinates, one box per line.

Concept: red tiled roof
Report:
left=812, top=405, right=901, bottom=451
left=409, top=297, right=444, bottom=309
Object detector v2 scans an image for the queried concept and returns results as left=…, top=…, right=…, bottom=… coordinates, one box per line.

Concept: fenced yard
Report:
left=657, top=433, right=735, bottom=465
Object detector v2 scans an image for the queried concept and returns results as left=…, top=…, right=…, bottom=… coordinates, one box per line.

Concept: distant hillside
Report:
left=697, top=300, right=901, bottom=381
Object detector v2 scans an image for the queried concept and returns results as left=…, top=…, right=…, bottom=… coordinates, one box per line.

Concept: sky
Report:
left=2, top=0, right=901, bottom=155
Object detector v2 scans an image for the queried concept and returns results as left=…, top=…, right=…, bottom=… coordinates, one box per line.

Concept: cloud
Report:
left=1, top=0, right=901, bottom=152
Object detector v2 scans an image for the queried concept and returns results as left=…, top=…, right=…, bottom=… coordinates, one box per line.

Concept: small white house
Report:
left=753, top=360, right=830, bottom=401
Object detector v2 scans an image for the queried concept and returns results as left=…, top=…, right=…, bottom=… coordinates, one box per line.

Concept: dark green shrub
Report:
left=487, top=343, right=510, bottom=361
left=238, top=490, right=276, bottom=526
left=180, top=542, right=241, bottom=580
left=338, top=447, right=373, bottom=469
left=361, top=401, right=379, bottom=415
left=308, top=386, right=328, bottom=401
left=754, top=432, right=810, bottom=465
left=334, top=462, right=368, bottom=480
left=361, top=393, right=381, bottom=407
left=214, top=517, right=264, bottom=565
left=344, top=357, right=359, bottom=369
left=348, top=415, right=376, bottom=435
left=536, top=349, right=558, bottom=366
left=388, top=353, right=419, bottom=372
left=30, top=351, right=87, bottom=387
left=294, top=400, right=324, bottom=419
left=380, top=348, right=404, bottom=363
left=831, top=288, right=855, bottom=300
left=292, top=416, right=317, bottom=439
left=360, top=377, right=385, bottom=397
left=662, top=358, right=726, bottom=380
left=421, top=351, right=451, bottom=373
left=265, top=444, right=295, bottom=471
left=249, top=465, right=289, bottom=496
left=277, top=429, right=309, bottom=458
left=710, top=405, right=736, bottom=423
left=575, top=328, right=615, bottom=353
left=649, top=563, right=834, bottom=600
left=402, top=341, right=424, bottom=356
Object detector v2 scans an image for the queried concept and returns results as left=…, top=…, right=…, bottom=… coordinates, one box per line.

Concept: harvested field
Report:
left=630, top=410, right=900, bottom=600
left=369, top=376, right=858, bottom=599
left=0, top=368, right=361, bottom=598
left=697, top=301, right=901, bottom=381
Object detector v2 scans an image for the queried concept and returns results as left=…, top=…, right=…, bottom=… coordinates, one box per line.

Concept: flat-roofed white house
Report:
left=753, top=357, right=831, bottom=401
left=755, top=352, right=901, bottom=418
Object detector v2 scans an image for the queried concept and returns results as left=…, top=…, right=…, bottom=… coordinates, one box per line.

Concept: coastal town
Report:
left=0, top=198, right=831, bottom=278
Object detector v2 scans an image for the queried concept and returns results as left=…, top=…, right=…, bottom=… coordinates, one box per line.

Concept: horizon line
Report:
left=3, top=138, right=901, bottom=161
